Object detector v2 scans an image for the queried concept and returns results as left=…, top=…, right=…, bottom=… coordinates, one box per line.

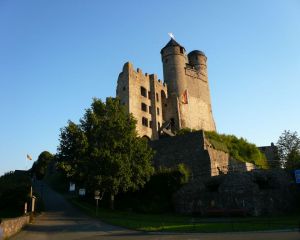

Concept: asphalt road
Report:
left=10, top=182, right=300, bottom=240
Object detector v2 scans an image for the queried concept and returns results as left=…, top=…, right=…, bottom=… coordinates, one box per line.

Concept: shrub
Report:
left=0, top=171, right=31, bottom=218
left=205, top=131, right=268, bottom=169
left=116, top=164, right=190, bottom=213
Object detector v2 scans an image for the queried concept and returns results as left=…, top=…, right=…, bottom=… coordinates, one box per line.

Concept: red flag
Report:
left=181, top=90, right=188, bottom=104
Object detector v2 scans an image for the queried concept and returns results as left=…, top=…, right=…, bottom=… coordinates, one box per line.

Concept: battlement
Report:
left=120, top=62, right=166, bottom=87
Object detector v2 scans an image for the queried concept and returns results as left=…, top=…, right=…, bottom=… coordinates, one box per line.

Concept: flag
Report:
left=168, top=32, right=175, bottom=39
left=181, top=89, right=188, bottom=104
left=26, top=154, right=32, bottom=160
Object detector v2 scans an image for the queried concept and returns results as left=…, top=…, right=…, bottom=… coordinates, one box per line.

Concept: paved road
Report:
left=10, top=182, right=299, bottom=240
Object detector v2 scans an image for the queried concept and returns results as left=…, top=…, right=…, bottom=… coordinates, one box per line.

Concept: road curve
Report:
left=10, top=182, right=299, bottom=240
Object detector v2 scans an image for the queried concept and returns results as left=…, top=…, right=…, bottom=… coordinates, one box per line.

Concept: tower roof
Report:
left=160, top=38, right=185, bottom=54
left=188, top=50, right=206, bottom=56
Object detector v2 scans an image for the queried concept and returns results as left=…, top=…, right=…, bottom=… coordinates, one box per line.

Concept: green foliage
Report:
left=117, top=164, right=190, bottom=213
left=277, top=130, right=300, bottom=169
left=31, top=151, right=54, bottom=180
left=57, top=97, right=154, bottom=206
left=0, top=171, right=31, bottom=218
left=176, top=128, right=197, bottom=136
left=205, top=131, right=268, bottom=169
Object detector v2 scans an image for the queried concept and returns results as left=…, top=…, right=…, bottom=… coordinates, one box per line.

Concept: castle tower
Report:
left=116, top=39, right=216, bottom=140
left=160, top=39, right=188, bottom=130
left=161, top=39, right=187, bottom=97
left=188, top=50, right=208, bottom=76
left=160, top=39, right=216, bottom=132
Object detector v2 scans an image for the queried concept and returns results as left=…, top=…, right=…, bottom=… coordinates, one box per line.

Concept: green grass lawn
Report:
left=69, top=197, right=300, bottom=232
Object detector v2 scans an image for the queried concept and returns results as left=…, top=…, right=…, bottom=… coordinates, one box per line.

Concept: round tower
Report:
left=160, top=39, right=187, bottom=97
left=188, top=50, right=208, bottom=79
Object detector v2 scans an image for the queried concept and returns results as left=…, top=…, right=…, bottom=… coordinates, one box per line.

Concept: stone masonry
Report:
left=116, top=38, right=216, bottom=140
left=150, top=131, right=255, bottom=179
left=1, top=215, right=30, bottom=239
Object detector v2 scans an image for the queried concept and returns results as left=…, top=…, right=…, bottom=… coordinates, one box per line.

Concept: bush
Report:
left=0, top=171, right=31, bottom=218
left=205, top=131, right=268, bottom=169
left=116, top=164, right=190, bottom=213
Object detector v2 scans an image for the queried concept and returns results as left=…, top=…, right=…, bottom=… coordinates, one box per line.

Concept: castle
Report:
left=116, top=38, right=216, bottom=140
left=115, top=40, right=296, bottom=216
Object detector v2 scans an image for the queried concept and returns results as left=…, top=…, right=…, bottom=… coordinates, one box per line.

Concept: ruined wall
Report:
left=259, top=143, right=280, bottom=168
left=174, top=170, right=298, bottom=216
left=151, top=131, right=256, bottom=179
left=1, top=215, right=30, bottom=239
left=150, top=131, right=212, bottom=179
left=116, top=62, right=167, bottom=140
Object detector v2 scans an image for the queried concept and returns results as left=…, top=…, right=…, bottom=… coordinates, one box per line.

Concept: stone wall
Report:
left=116, top=62, right=167, bottom=140
left=117, top=39, right=217, bottom=140
left=174, top=170, right=299, bottom=216
left=259, top=143, right=280, bottom=168
left=1, top=215, right=30, bottom=239
left=150, top=131, right=255, bottom=179
left=150, top=131, right=212, bottom=179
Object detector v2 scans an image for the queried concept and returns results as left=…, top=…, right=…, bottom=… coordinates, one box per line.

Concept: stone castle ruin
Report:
left=115, top=39, right=298, bottom=215
left=117, top=39, right=215, bottom=140
left=116, top=39, right=256, bottom=176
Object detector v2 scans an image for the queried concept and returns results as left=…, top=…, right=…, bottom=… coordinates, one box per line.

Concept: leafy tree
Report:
left=117, top=164, right=190, bottom=213
left=0, top=171, right=31, bottom=218
left=277, top=130, right=300, bottom=169
left=31, top=151, right=54, bottom=180
left=56, top=121, right=88, bottom=184
left=57, top=98, right=154, bottom=209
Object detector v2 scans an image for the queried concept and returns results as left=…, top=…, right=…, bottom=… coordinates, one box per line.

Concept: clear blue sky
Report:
left=1, top=0, right=299, bottom=175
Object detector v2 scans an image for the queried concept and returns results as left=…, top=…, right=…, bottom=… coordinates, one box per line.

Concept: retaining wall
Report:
left=0, top=215, right=30, bottom=239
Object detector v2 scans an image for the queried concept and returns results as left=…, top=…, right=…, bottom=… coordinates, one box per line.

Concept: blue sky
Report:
left=0, top=0, right=299, bottom=175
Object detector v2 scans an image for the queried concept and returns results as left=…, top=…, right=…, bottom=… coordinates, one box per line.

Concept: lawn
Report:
left=69, top=197, right=300, bottom=232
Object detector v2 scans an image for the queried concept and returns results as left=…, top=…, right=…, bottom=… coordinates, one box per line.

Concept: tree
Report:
left=277, top=130, right=300, bottom=169
left=31, top=151, right=54, bottom=180
left=56, top=121, right=88, bottom=185
left=57, top=98, right=154, bottom=209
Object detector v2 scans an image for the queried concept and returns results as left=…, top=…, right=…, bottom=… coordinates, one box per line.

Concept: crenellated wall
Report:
left=116, top=62, right=167, bottom=140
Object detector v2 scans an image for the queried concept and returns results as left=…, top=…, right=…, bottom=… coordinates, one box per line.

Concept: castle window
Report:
left=180, top=47, right=184, bottom=54
left=141, top=87, right=147, bottom=98
left=149, top=121, right=152, bottom=128
left=164, top=58, right=168, bottom=63
left=149, top=106, right=152, bottom=113
left=148, top=91, right=151, bottom=99
left=156, top=93, right=159, bottom=102
left=142, top=117, right=148, bottom=127
left=157, top=107, right=160, bottom=115
left=123, top=86, right=126, bottom=91
left=158, top=122, right=160, bottom=130
left=141, top=103, right=147, bottom=112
